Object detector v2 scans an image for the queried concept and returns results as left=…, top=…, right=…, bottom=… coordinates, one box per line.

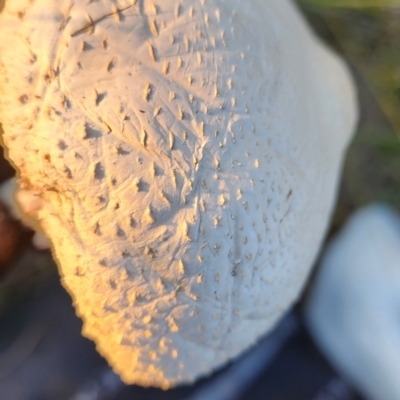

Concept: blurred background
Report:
left=1, top=1, right=400, bottom=399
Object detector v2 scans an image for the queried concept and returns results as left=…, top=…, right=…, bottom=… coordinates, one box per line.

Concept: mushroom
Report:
left=0, top=178, right=49, bottom=249
left=0, top=0, right=358, bottom=388
left=306, top=204, right=400, bottom=400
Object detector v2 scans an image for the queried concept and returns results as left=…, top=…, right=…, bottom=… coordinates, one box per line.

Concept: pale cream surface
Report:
left=0, top=0, right=357, bottom=388
left=306, top=205, right=400, bottom=400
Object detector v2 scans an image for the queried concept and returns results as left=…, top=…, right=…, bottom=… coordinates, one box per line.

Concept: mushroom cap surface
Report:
left=0, top=0, right=358, bottom=388
left=306, top=204, right=400, bottom=400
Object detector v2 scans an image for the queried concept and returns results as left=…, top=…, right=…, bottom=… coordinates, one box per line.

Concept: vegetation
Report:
left=297, top=0, right=400, bottom=231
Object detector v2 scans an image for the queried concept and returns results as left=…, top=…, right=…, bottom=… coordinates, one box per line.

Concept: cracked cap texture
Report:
left=0, top=0, right=358, bottom=388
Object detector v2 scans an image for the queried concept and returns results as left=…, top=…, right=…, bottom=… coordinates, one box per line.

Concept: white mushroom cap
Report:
left=0, top=0, right=358, bottom=388
left=306, top=204, right=400, bottom=400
